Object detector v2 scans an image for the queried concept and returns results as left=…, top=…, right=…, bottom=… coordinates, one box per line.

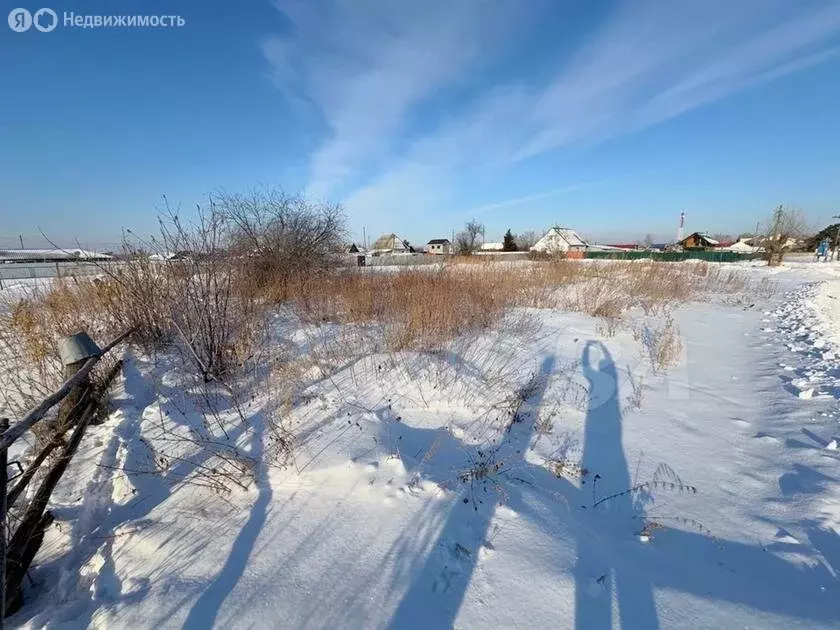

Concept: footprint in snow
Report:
left=428, top=538, right=472, bottom=595
left=584, top=574, right=609, bottom=598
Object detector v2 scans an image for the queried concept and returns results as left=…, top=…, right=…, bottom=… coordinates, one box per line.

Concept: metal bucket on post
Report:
left=57, top=332, right=101, bottom=426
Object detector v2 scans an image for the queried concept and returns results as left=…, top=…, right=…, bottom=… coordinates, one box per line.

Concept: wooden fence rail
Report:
left=0, top=329, right=130, bottom=626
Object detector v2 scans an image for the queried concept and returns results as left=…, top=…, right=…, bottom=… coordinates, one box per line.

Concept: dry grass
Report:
left=0, top=256, right=744, bottom=410
left=286, top=259, right=745, bottom=352
left=0, top=254, right=750, bottom=509
left=0, top=278, right=133, bottom=424
left=291, top=268, right=504, bottom=351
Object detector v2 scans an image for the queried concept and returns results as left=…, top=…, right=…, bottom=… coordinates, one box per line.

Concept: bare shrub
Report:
left=595, top=315, right=620, bottom=337
left=758, top=205, right=809, bottom=266
left=0, top=317, right=63, bottom=422
left=637, top=314, right=683, bottom=374
left=623, top=369, right=645, bottom=413
left=154, top=201, right=267, bottom=382
left=217, top=187, right=346, bottom=301
left=593, top=462, right=697, bottom=509
left=94, top=251, right=173, bottom=347
left=515, top=230, right=540, bottom=251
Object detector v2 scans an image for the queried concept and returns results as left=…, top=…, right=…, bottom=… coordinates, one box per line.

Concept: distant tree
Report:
left=759, top=205, right=808, bottom=266
left=455, top=233, right=472, bottom=255
left=804, top=223, right=840, bottom=252
left=455, top=219, right=485, bottom=255
left=503, top=229, right=517, bottom=251
left=711, top=233, right=735, bottom=243
left=515, top=230, right=540, bottom=251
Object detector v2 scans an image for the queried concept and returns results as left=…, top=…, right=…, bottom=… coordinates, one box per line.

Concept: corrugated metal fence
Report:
left=0, top=262, right=102, bottom=283
left=584, top=250, right=759, bottom=263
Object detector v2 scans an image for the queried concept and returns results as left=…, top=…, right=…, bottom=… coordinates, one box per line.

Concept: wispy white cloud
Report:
left=262, top=0, right=540, bottom=199
left=517, top=0, right=840, bottom=159
left=455, top=182, right=600, bottom=219
left=265, top=0, right=840, bottom=233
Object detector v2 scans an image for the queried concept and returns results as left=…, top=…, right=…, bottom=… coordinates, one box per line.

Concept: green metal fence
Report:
left=584, top=249, right=758, bottom=263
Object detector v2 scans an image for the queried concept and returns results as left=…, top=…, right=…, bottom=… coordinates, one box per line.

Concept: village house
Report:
left=721, top=237, right=761, bottom=254
left=530, top=227, right=588, bottom=256
left=678, top=232, right=720, bottom=249
left=426, top=239, right=452, bottom=255
left=149, top=251, right=193, bottom=262
left=369, top=233, right=413, bottom=255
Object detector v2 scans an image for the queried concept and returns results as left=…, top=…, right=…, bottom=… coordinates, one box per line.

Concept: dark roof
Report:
left=427, top=239, right=450, bottom=245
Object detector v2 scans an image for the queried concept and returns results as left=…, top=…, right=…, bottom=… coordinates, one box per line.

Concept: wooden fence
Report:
left=0, top=329, right=131, bottom=626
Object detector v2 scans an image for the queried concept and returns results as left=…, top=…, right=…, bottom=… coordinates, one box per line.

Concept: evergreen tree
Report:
left=805, top=223, right=840, bottom=251
left=502, top=229, right=517, bottom=251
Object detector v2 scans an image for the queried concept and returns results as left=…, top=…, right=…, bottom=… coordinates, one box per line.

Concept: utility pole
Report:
left=18, top=235, right=24, bottom=249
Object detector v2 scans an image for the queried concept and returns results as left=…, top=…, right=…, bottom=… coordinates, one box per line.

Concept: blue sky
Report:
left=2, top=0, right=840, bottom=249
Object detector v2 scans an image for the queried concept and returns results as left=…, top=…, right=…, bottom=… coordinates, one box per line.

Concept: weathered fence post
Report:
left=0, top=329, right=130, bottom=616
left=0, top=417, right=9, bottom=627
left=56, top=332, right=100, bottom=427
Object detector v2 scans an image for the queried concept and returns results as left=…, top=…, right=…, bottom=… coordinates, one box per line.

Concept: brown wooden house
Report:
left=679, top=232, right=720, bottom=250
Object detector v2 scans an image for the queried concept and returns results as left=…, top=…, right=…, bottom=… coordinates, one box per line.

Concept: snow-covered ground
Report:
left=7, top=260, right=840, bottom=629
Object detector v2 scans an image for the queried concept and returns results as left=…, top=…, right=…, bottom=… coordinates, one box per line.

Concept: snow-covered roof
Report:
left=530, top=227, right=588, bottom=253
left=149, top=251, right=192, bottom=261
left=721, top=241, right=759, bottom=253
left=480, top=242, right=504, bottom=251
left=556, top=228, right=587, bottom=248
left=0, top=248, right=111, bottom=261
left=680, top=232, right=720, bottom=247
left=370, top=233, right=410, bottom=253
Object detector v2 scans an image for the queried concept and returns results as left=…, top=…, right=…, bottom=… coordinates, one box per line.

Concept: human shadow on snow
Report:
left=384, top=341, right=840, bottom=629
left=386, top=355, right=557, bottom=629
left=181, top=420, right=271, bottom=629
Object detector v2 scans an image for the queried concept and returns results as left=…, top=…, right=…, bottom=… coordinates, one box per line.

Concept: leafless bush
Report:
left=153, top=200, right=269, bottom=382
left=515, top=230, right=540, bottom=251
left=623, top=369, right=645, bottom=413
left=93, top=251, right=173, bottom=347
left=758, top=205, right=809, bottom=266
left=636, top=314, right=683, bottom=374
left=593, top=462, right=697, bottom=509
left=217, top=187, right=347, bottom=301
